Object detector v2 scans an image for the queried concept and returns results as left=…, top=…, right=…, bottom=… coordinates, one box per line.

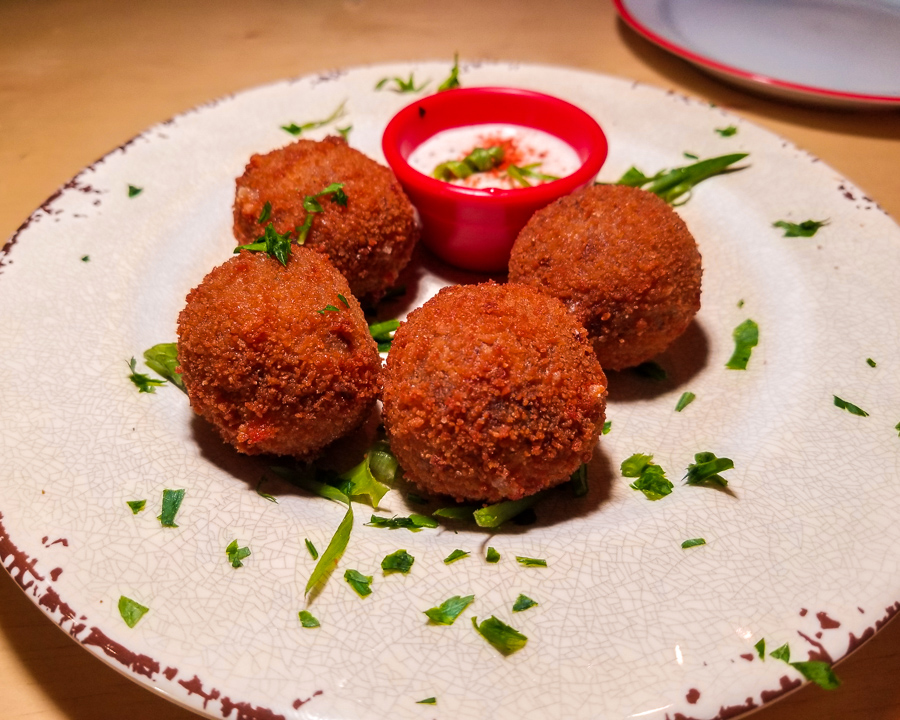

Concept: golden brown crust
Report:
left=381, top=282, right=607, bottom=503
left=509, top=184, right=702, bottom=370
left=233, top=136, right=419, bottom=301
left=176, top=248, right=381, bottom=459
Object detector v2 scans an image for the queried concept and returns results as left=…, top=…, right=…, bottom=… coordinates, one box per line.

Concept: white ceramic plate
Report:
left=2, top=62, right=900, bottom=720
left=614, top=0, right=900, bottom=108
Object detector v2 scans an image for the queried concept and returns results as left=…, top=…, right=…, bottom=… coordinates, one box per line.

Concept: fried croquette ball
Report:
left=381, top=282, right=607, bottom=503
left=509, top=184, right=702, bottom=370
left=177, top=248, right=381, bottom=459
left=233, top=136, right=419, bottom=301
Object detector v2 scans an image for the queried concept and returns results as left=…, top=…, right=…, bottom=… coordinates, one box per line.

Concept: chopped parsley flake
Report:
left=382, top=549, right=415, bottom=574
left=317, top=304, right=340, bottom=314
left=127, top=357, right=164, bottom=393
left=307, top=505, right=352, bottom=595
left=726, top=319, right=759, bottom=370
left=332, top=442, right=395, bottom=507
left=675, top=391, right=696, bottom=412
left=516, top=556, right=547, bottom=567
left=622, top=454, right=673, bottom=500
left=369, top=319, right=400, bottom=351
left=570, top=463, right=589, bottom=497
left=295, top=183, right=348, bottom=244
left=257, top=201, right=272, bottom=224
left=424, top=594, right=474, bottom=625
left=684, top=452, right=734, bottom=487
left=615, top=153, right=748, bottom=205
left=473, top=495, right=538, bottom=528
left=226, top=539, right=251, bottom=568
left=337, top=125, right=352, bottom=140
left=770, top=643, right=791, bottom=663
left=127, top=185, right=143, bottom=197
left=368, top=513, right=437, bottom=531
left=157, top=488, right=185, bottom=528
left=866, top=358, right=877, bottom=367
left=633, top=361, right=667, bottom=381
left=486, top=546, right=500, bottom=563
left=683, top=152, right=699, bottom=160
left=512, top=594, right=538, bottom=612
left=344, top=568, right=373, bottom=597
left=833, top=395, right=869, bottom=417
left=235, top=222, right=293, bottom=266
left=255, top=478, right=278, bottom=503
left=338, top=293, right=350, bottom=308
left=375, top=73, right=429, bottom=93
left=298, top=610, right=320, bottom=628
left=437, top=52, right=461, bottom=91
left=305, top=538, right=318, bottom=560
left=143, top=343, right=185, bottom=392
left=715, top=125, right=738, bottom=137
left=433, top=506, right=476, bottom=521
left=773, top=219, right=829, bottom=237
left=417, top=697, right=437, bottom=705
left=472, top=616, right=528, bottom=656
left=444, top=549, right=469, bottom=564
left=281, top=100, right=346, bottom=136
left=126, top=500, right=146, bottom=515
left=118, top=596, right=149, bottom=628
left=895, top=421, right=900, bottom=436
left=737, top=299, right=744, bottom=308
left=792, top=660, right=841, bottom=690
left=602, top=420, right=612, bottom=435
left=681, top=538, right=706, bottom=549
left=755, top=638, right=766, bottom=659
left=81, top=255, right=90, bottom=262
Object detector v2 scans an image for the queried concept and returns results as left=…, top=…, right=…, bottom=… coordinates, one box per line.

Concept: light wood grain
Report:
left=2, top=1, right=900, bottom=718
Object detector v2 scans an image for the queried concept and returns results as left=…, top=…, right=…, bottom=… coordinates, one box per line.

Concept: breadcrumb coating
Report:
left=509, top=184, right=702, bottom=370
left=177, top=248, right=380, bottom=459
left=382, top=282, right=607, bottom=503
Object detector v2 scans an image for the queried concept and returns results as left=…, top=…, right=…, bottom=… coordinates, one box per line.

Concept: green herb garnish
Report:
left=434, top=146, right=504, bottom=181
left=792, top=660, right=841, bottom=690
left=127, top=185, right=143, bottom=197
left=486, top=547, right=500, bottom=563
left=332, top=442, right=394, bottom=507
left=234, top=222, right=294, bottom=266
left=683, top=152, right=699, bottom=160
left=143, top=343, right=185, bottom=392
left=675, top=392, right=696, bottom=412
left=622, top=454, right=673, bottom=500
left=118, top=596, right=149, bottom=628
left=424, top=594, right=474, bottom=625
left=368, top=513, right=438, bottom=530
left=127, top=357, right=164, bottom=393
left=770, top=643, right=791, bottom=663
left=602, top=420, right=612, bottom=435
left=382, top=549, right=415, bottom=574
left=684, top=452, right=734, bottom=487
left=375, top=73, right=428, bottom=93
left=255, top=478, right=278, bottom=503
left=336, top=125, right=352, bottom=140
left=615, top=153, right=749, bottom=205
left=305, top=538, right=318, bottom=560
left=473, top=495, right=538, bottom=528
left=257, top=201, right=272, bottom=224
left=895, top=421, right=900, bottom=436
left=444, top=549, right=469, bottom=564
left=294, top=182, right=348, bottom=245
left=344, top=568, right=373, bottom=597
left=681, top=538, right=706, bottom=549
left=633, top=361, right=667, bottom=381
left=755, top=638, right=765, bottom=659
left=81, top=255, right=90, bottom=262
left=298, top=610, right=320, bottom=628
left=833, top=396, right=869, bottom=417
left=715, top=125, right=737, bottom=137
left=726, top=319, right=758, bottom=370
left=516, top=556, right=547, bottom=567
left=126, top=500, right=146, bottom=515
left=317, top=304, right=340, bottom=315
left=737, top=299, right=745, bottom=308
left=432, top=506, right=477, bottom=521
left=570, top=463, right=589, bottom=497
left=307, top=505, right=352, bottom=594
left=512, top=594, right=538, bottom=612
left=281, top=100, right=347, bottom=136
left=472, top=616, right=528, bottom=656
left=369, top=319, right=400, bottom=352
left=437, top=53, right=461, bottom=91
left=866, top=358, right=877, bottom=368
left=506, top=163, right=559, bottom=188
left=225, top=539, right=251, bottom=568
left=157, top=488, right=185, bottom=528
left=773, top=219, right=829, bottom=237
left=416, top=697, right=437, bottom=705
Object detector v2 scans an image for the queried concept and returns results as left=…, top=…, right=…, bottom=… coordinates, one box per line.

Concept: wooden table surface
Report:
left=2, top=1, right=899, bottom=718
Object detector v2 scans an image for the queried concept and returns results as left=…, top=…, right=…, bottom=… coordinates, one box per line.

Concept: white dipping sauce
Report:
left=408, top=123, right=582, bottom=190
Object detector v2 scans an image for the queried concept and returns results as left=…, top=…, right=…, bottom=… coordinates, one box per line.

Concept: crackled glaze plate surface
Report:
left=2, top=62, right=900, bottom=720
left=614, top=0, right=900, bottom=108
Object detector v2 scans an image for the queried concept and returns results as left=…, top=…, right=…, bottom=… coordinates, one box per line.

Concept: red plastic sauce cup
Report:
left=382, top=87, right=608, bottom=272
